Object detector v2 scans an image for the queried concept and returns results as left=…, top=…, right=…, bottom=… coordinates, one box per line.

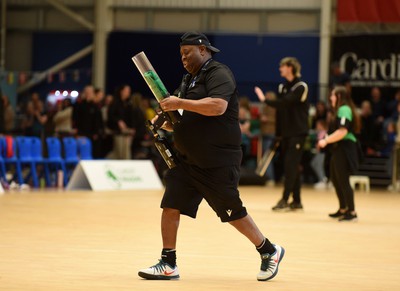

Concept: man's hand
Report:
left=151, top=114, right=173, bottom=132
left=118, top=120, right=127, bottom=131
left=318, top=138, right=328, bottom=149
left=254, top=86, right=265, bottom=102
left=160, top=96, right=182, bottom=112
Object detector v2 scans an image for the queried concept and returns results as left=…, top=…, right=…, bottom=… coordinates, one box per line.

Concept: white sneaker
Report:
left=138, top=259, right=180, bottom=280
left=314, top=181, right=327, bottom=189
left=257, top=244, right=285, bottom=281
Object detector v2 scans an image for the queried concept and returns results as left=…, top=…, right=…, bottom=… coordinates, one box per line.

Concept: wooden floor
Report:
left=1, top=185, right=400, bottom=291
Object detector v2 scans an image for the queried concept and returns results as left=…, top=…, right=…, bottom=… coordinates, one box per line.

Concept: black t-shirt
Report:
left=172, top=59, right=242, bottom=168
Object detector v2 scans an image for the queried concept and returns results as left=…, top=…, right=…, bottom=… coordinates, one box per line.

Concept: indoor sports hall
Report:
left=1, top=1, right=400, bottom=290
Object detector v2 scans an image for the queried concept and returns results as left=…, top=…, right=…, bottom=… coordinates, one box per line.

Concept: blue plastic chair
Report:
left=77, top=137, right=93, bottom=160
left=0, top=138, right=7, bottom=181
left=16, top=136, right=40, bottom=187
left=30, top=137, right=50, bottom=186
left=46, top=137, right=67, bottom=187
left=0, top=136, right=23, bottom=185
left=62, top=137, right=79, bottom=181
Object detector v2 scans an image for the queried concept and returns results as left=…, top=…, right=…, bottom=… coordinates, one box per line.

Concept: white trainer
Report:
left=257, top=244, right=285, bottom=281
left=138, top=260, right=180, bottom=280
left=314, top=181, right=328, bottom=189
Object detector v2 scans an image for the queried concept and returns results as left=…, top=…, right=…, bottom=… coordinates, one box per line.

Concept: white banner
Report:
left=66, top=160, right=163, bottom=191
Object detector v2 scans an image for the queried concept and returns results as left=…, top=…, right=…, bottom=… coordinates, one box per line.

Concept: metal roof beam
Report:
left=45, top=0, right=94, bottom=31
left=17, top=44, right=94, bottom=94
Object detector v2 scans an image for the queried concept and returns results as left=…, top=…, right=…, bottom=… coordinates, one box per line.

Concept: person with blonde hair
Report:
left=255, top=56, right=309, bottom=211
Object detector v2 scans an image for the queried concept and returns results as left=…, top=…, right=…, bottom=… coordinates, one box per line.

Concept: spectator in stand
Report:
left=141, top=97, right=157, bottom=121
left=131, top=92, right=149, bottom=159
left=0, top=93, right=4, bottom=134
left=239, top=104, right=253, bottom=166
left=312, top=119, right=328, bottom=189
left=100, top=94, right=114, bottom=158
left=359, top=100, right=381, bottom=156
left=239, top=96, right=252, bottom=116
left=329, top=62, right=351, bottom=95
left=369, top=87, right=386, bottom=124
left=94, top=88, right=105, bottom=106
left=20, top=102, right=32, bottom=135
left=73, top=85, right=90, bottom=132
left=396, top=102, right=400, bottom=146
left=43, top=100, right=57, bottom=137
left=381, top=121, right=396, bottom=158
left=383, top=89, right=400, bottom=146
left=3, top=95, right=15, bottom=134
left=53, top=98, right=74, bottom=138
left=73, top=85, right=104, bottom=158
left=101, top=94, right=113, bottom=124
left=385, top=89, right=400, bottom=123
left=311, top=101, right=328, bottom=129
left=259, top=91, right=277, bottom=184
left=22, top=93, right=48, bottom=138
left=107, top=84, right=135, bottom=160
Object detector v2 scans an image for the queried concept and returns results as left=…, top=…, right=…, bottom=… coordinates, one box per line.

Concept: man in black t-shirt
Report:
left=138, top=32, right=285, bottom=282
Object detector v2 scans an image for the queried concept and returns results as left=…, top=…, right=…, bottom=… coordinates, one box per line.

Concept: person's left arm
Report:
left=160, top=65, right=233, bottom=116
left=318, top=127, right=348, bottom=148
left=160, top=96, right=227, bottom=116
left=319, top=106, right=351, bottom=148
left=264, top=84, right=308, bottom=108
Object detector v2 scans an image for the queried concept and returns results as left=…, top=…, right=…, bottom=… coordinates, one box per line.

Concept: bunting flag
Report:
left=86, top=68, right=92, bottom=78
left=73, top=69, right=80, bottom=82
left=59, top=71, right=66, bottom=83
left=18, top=72, right=27, bottom=85
left=7, top=72, right=14, bottom=85
left=5, top=68, right=90, bottom=86
left=47, top=72, right=53, bottom=83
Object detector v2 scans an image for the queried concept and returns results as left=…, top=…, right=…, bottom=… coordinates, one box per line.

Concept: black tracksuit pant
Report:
left=281, top=136, right=306, bottom=203
left=330, top=143, right=355, bottom=211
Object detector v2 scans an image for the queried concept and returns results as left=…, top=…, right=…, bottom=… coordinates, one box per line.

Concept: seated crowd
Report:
left=1, top=84, right=158, bottom=160
left=1, top=85, right=399, bottom=188
left=239, top=86, right=400, bottom=187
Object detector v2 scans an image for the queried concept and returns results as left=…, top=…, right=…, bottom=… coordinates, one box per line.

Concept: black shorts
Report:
left=161, top=162, right=248, bottom=222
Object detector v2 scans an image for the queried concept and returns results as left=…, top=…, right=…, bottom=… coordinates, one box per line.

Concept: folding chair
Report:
left=0, top=136, right=23, bottom=185
left=0, top=138, right=7, bottom=181
left=77, top=137, right=93, bottom=160
left=46, top=137, right=67, bottom=187
left=62, top=137, right=79, bottom=182
left=16, top=136, right=40, bottom=188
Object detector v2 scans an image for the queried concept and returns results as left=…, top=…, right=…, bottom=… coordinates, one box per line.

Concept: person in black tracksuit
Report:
left=255, top=57, right=309, bottom=211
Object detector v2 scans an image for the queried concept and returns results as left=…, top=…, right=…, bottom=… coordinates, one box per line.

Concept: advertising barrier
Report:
left=66, top=160, right=163, bottom=191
